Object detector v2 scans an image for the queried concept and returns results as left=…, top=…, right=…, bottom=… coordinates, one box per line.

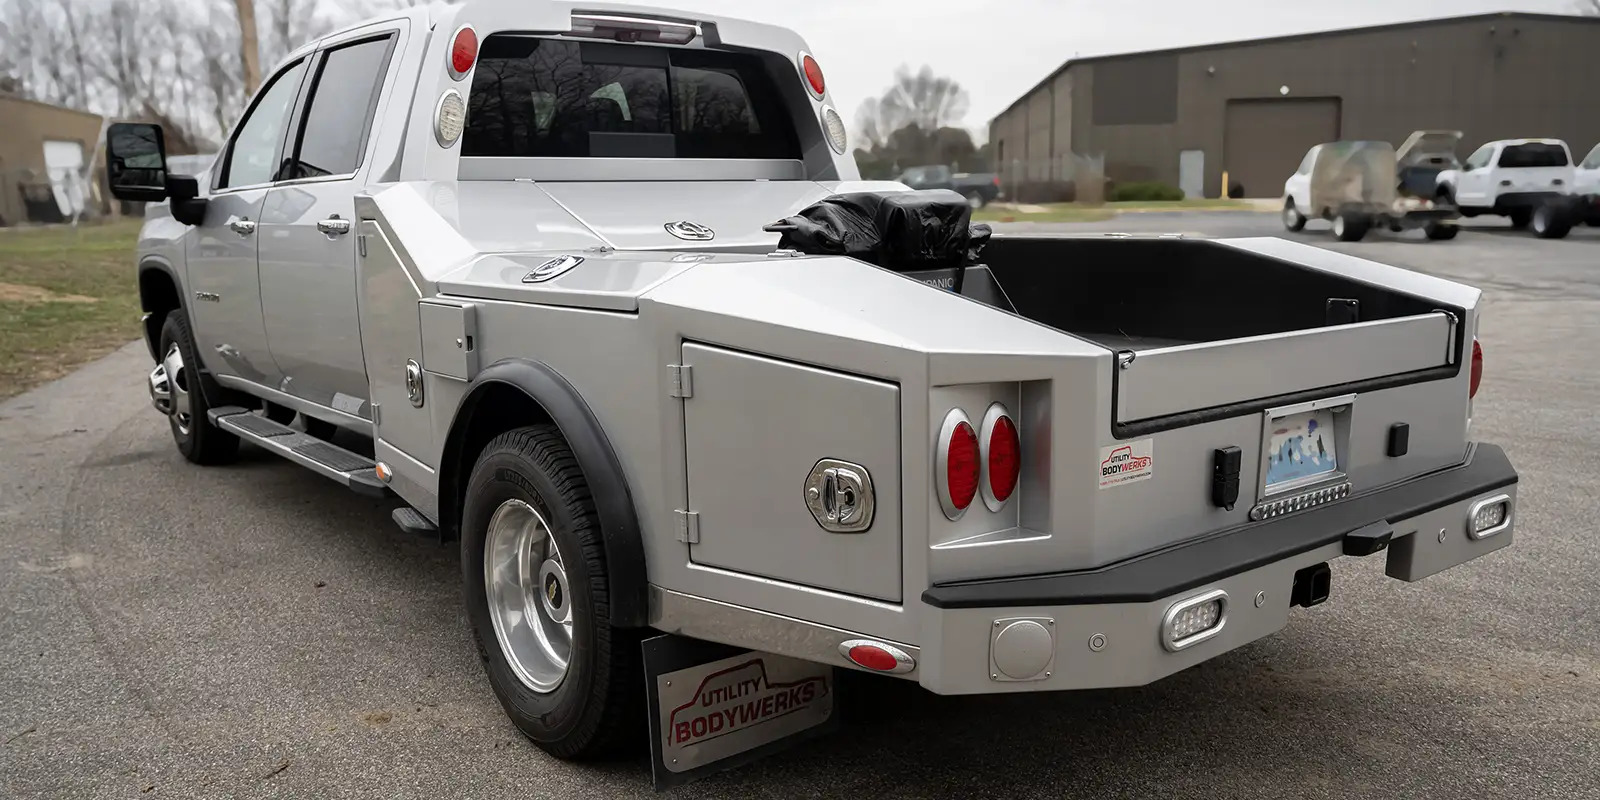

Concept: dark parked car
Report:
left=897, top=164, right=1002, bottom=207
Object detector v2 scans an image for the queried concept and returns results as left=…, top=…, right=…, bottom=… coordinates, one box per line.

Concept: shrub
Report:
left=1108, top=181, right=1185, bottom=202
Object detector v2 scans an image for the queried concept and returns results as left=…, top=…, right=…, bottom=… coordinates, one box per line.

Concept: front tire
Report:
left=1509, top=209, right=1532, bottom=229
left=153, top=310, right=239, bottom=465
left=461, top=426, right=641, bottom=760
left=1282, top=200, right=1306, bottom=232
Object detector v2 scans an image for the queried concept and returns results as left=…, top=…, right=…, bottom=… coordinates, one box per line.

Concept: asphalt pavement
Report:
left=3, top=211, right=1598, bottom=799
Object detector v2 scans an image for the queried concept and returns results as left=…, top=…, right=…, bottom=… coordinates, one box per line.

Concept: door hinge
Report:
left=371, top=402, right=381, bottom=426
left=668, top=364, right=694, bottom=398
left=358, top=233, right=368, bottom=257
left=675, top=510, right=700, bottom=543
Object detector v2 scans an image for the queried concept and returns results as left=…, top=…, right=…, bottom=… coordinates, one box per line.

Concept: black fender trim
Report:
left=442, top=358, right=649, bottom=628
left=137, top=258, right=182, bottom=362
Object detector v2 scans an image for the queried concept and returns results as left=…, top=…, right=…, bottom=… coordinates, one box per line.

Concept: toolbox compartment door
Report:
left=681, top=343, right=902, bottom=602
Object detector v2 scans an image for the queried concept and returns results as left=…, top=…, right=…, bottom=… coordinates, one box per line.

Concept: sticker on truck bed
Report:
left=1099, top=439, right=1154, bottom=489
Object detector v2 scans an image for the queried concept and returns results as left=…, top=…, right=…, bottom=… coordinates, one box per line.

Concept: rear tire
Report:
left=1531, top=203, right=1571, bottom=239
left=461, top=426, right=642, bottom=760
left=1424, top=221, right=1459, bottom=240
left=1333, top=213, right=1369, bottom=242
left=964, top=191, right=987, bottom=210
left=155, top=310, right=239, bottom=465
left=1282, top=200, right=1306, bottom=232
left=1509, top=209, right=1532, bottom=229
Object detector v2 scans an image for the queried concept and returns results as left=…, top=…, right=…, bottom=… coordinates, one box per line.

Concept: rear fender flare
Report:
left=439, top=358, right=649, bottom=628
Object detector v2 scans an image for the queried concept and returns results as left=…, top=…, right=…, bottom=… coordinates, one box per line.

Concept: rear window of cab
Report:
left=461, top=35, right=802, bottom=160
left=1497, top=143, right=1569, bottom=169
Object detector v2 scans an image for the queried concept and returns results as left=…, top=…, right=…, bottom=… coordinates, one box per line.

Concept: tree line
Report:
left=0, top=0, right=422, bottom=154
left=851, top=64, right=991, bottom=180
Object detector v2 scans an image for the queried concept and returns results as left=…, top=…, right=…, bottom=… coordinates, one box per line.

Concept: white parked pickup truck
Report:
left=1434, top=138, right=1580, bottom=238
left=102, top=0, right=1522, bottom=782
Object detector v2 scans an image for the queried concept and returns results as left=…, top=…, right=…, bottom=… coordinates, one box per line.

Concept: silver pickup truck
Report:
left=104, top=0, right=1520, bottom=774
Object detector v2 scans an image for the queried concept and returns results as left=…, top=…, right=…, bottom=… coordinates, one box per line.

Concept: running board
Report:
left=208, top=406, right=390, bottom=498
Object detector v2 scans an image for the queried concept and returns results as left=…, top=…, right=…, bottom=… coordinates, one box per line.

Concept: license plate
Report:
left=1265, top=408, right=1340, bottom=492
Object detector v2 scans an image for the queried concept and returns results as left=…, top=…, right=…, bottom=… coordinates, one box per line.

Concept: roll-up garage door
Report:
left=1223, top=98, right=1340, bottom=199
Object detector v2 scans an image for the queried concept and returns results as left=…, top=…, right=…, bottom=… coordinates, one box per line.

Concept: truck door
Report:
left=257, top=25, right=403, bottom=420
left=184, top=56, right=311, bottom=387
left=1456, top=144, right=1495, bottom=206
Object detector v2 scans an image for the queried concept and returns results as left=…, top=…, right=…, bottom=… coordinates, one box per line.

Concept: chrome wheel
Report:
left=160, top=342, right=193, bottom=435
left=484, top=498, right=573, bottom=694
left=1332, top=216, right=1346, bottom=238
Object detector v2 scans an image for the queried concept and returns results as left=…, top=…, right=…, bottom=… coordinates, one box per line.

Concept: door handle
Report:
left=228, top=218, right=256, bottom=236
left=316, top=216, right=352, bottom=236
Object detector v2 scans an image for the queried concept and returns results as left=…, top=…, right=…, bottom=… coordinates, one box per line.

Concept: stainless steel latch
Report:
left=804, top=459, right=875, bottom=533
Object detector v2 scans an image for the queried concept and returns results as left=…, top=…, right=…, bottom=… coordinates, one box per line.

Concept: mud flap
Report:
left=643, top=634, right=839, bottom=791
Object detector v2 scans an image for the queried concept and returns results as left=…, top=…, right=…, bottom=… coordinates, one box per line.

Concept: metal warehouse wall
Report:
left=992, top=14, right=1600, bottom=201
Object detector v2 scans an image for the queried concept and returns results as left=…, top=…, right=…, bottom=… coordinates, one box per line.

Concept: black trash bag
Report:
left=763, top=189, right=992, bottom=272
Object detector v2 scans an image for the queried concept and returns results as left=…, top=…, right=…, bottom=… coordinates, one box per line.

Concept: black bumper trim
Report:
left=922, top=442, right=1517, bottom=609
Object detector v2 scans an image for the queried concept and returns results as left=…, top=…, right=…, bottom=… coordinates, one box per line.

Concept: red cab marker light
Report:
left=800, top=53, right=826, bottom=98
left=448, top=25, right=478, bottom=80
left=839, top=639, right=915, bottom=674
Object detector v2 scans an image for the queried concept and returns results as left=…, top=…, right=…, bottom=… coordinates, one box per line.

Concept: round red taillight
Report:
left=986, top=414, right=1021, bottom=505
left=801, top=54, right=826, bottom=98
left=945, top=420, right=979, bottom=514
left=1469, top=338, right=1483, bottom=399
left=449, top=26, right=478, bottom=79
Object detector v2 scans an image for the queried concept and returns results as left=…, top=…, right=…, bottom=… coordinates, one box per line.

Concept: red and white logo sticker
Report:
left=1099, top=439, right=1154, bottom=489
left=665, top=658, right=830, bottom=751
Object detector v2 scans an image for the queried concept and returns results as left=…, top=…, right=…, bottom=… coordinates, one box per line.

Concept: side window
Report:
left=1584, top=146, right=1600, bottom=171
left=1297, top=148, right=1318, bottom=175
left=283, top=35, right=397, bottom=180
left=218, top=59, right=309, bottom=190
left=1464, top=145, right=1493, bottom=170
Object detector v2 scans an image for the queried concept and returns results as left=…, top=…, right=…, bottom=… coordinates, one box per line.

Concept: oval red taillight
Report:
left=801, top=54, right=826, bottom=97
left=1470, top=338, right=1483, bottom=399
left=846, top=644, right=898, bottom=672
left=946, top=420, right=979, bottom=512
left=450, top=26, right=478, bottom=78
left=987, top=414, right=1021, bottom=504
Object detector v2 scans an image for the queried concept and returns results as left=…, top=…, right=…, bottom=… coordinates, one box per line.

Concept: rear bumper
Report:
left=913, top=442, right=1517, bottom=694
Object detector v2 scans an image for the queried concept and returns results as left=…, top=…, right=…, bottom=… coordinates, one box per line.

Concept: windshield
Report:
left=1497, top=143, right=1569, bottom=168
left=462, top=36, right=801, bottom=160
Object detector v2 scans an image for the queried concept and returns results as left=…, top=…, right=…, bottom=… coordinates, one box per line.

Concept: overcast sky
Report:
left=655, top=0, right=1587, bottom=142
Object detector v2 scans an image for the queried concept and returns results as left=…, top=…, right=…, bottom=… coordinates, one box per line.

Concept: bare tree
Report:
left=877, top=65, right=970, bottom=134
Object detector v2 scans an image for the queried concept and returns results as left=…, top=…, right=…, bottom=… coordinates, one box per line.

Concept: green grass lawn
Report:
left=0, top=220, right=143, bottom=401
left=973, top=198, right=1259, bottom=224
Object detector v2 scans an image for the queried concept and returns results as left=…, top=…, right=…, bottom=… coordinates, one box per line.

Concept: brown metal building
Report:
left=988, top=12, right=1600, bottom=201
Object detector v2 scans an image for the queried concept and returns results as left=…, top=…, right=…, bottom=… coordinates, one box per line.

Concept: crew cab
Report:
left=103, top=0, right=1521, bottom=774
left=1435, top=138, right=1578, bottom=238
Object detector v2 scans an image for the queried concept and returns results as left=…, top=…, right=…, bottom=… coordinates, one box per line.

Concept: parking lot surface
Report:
left=3, top=213, right=1598, bottom=799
